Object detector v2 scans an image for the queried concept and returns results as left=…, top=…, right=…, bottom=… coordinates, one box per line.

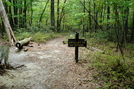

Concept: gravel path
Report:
left=0, top=37, right=100, bottom=89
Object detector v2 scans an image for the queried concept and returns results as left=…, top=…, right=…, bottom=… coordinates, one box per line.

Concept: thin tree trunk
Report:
left=13, top=0, right=18, bottom=29
left=50, top=0, right=55, bottom=32
left=114, top=3, right=123, bottom=55
left=130, top=12, right=134, bottom=42
left=88, top=1, right=91, bottom=32
left=29, top=0, right=33, bottom=26
left=59, top=0, right=67, bottom=31
left=9, top=0, right=14, bottom=29
left=23, top=0, right=27, bottom=28
left=80, top=1, right=103, bottom=31
left=19, top=0, right=23, bottom=28
left=46, top=18, right=48, bottom=26
left=57, top=0, right=60, bottom=32
left=93, top=0, right=97, bottom=32
left=39, top=0, right=49, bottom=26
left=0, top=0, right=16, bottom=46
left=0, top=20, right=4, bottom=38
left=121, top=7, right=129, bottom=44
left=3, top=1, right=8, bottom=13
left=106, top=5, right=110, bottom=30
left=82, top=0, right=85, bottom=37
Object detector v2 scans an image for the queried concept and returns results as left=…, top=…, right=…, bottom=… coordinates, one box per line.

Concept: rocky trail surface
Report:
left=0, top=37, right=100, bottom=89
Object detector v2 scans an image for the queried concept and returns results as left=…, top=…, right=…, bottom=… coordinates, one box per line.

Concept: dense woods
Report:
left=0, top=0, right=134, bottom=45
left=0, top=0, right=134, bottom=88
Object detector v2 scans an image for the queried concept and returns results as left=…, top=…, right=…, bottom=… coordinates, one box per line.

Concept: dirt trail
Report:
left=0, top=37, right=100, bottom=89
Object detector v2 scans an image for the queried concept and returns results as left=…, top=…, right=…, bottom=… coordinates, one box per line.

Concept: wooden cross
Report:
left=68, top=32, right=87, bottom=63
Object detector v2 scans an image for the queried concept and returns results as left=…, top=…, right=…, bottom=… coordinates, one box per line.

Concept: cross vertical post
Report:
left=68, top=32, right=87, bottom=63
left=75, top=32, right=79, bottom=63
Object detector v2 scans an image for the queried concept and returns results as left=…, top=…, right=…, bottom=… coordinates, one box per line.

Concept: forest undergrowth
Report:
left=1, top=30, right=134, bottom=88
left=2, top=30, right=65, bottom=43
left=83, top=32, right=134, bottom=89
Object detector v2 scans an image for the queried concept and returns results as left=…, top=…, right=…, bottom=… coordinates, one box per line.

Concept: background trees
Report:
left=0, top=0, right=134, bottom=45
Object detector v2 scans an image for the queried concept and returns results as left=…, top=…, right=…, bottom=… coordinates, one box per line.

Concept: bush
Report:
left=88, top=45, right=134, bottom=88
left=32, top=32, right=61, bottom=43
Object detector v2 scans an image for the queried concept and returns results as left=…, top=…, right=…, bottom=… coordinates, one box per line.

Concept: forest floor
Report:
left=0, top=37, right=101, bottom=89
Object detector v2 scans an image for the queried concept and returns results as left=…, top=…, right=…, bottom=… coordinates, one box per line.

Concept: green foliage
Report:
left=90, top=52, right=134, bottom=88
left=32, top=32, right=61, bottom=43
left=15, top=29, right=62, bottom=43
left=86, top=34, right=134, bottom=88
left=86, top=30, right=117, bottom=43
left=4, top=1, right=11, bottom=6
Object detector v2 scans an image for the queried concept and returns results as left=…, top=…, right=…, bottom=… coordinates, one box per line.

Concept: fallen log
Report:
left=16, top=37, right=32, bottom=49
left=0, top=46, right=9, bottom=69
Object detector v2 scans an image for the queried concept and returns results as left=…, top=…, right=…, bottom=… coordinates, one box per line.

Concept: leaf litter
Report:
left=0, top=37, right=101, bottom=89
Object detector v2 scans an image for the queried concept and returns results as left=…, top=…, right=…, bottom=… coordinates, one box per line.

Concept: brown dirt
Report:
left=0, top=37, right=101, bottom=89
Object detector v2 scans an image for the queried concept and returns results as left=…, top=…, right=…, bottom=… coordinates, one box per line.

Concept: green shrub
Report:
left=32, top=32, right=61, bottom=43
left=88, top=46, right=134, bottom=88
left=16, top=32, right=31, bottom=41
left=15, top=31, right=63, bottom=43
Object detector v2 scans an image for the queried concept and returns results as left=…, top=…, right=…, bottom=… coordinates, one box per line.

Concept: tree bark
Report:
left=59, top=0, right=67, bottom=32
left=51, top=0, right=55, bottom=32
left=13, top=0, right=18, bottom=29
left=130, top=12, right=134, bottom=42
left=0, top=0, right=16, bottom=46
left=16, top=37, right=31, bottom=49
left=57, top=0, right=60, bottom=32
left=39, top=0, right=49, bottom=25
left=23, top=0, right=27, bottom=28
left=106, top=5, right=110, bottom=30
left=0, top=46, right=9, bottom=69
left=82, top=0, right=85, bottom=37
left=88, top=1, right=91, bottom=32
left=79, top=0, right=102, bottom=31
left=29, top=0, right=33, bottom=26
left=19, top=0, right=23, bottom=28
left=9, top=0, right=14, bottom=29
left=121, top=7, right=129, bottom=44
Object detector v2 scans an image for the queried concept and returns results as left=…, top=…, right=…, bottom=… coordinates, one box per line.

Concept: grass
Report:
left=15, top=32, right=65, bottom=43
left=81, top=32, right=134, bottom=88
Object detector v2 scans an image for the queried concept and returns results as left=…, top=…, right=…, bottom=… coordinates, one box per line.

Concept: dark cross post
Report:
left=75, top=32, right=79, bottom=63
left=68, top=32, right=87, bottom=63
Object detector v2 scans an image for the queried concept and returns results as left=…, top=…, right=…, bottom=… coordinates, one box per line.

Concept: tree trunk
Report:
left=79, top=0, right=102, bottom=31
left=39, top=0, right=49, bottom=26
left=106, top=5, right=110, bottom=30
left=51, top=0, right=55, bottom=32
left=59, top=0, right=67, bottom=32
left=121, top=7, right=129, bottom=44
left=57, top=0, right=60, bottom=32
left=114, top=3, right=123, bottom=55
left=130, top=12, right=134, bottom=42
left=0, top=0, right=16, bottom=46
left=19, top=0, right=23, bottom=28
left=13, top=0, right=18, bottom=29
left=88, top=1, right=91, bottom=32
left=9, top=0, right=14, bottom=29
left=0, top=19, right=4, bottom=38
left=82, top=0, right=85, bottom=37
left=29, top=0, right=33, bottom=26
left=93, top=0, right=97, bottom=32
left=23, top=0, right=27, bottom=28
left=0, top=46, right=9, bottom=69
